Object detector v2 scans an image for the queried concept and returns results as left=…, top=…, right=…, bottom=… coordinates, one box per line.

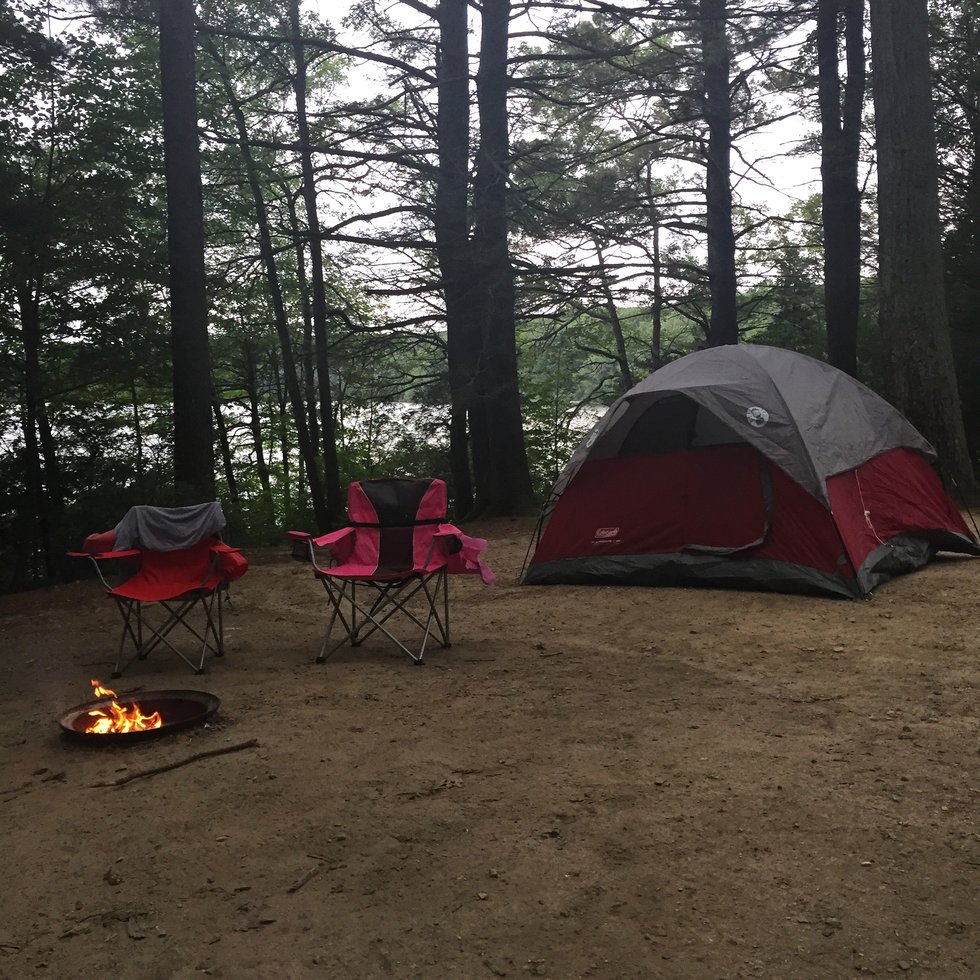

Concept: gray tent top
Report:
left=553, top=344, right=935, bottom=506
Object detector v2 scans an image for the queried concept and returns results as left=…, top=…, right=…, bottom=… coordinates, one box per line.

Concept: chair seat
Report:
left=109, top=581, right=219, bottom=602
left=314, top=559, right=449, bottom=581
left=108, top=543, right=225, bottom=600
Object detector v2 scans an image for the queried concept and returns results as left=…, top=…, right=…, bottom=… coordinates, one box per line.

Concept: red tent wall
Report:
left=532, top=445, right=853, bottom=583
left=827, top=447, right=975, bottom=574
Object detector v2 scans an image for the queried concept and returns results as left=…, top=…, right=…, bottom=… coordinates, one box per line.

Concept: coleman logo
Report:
left=594, top=527, right=620, bottom=539
left=746, top=405, right=770, bottom=427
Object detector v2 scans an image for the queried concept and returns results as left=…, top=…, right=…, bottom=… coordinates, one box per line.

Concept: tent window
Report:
left=619, top=394, right=696, bottom=455
left=618, top=393, right=742, bottom=456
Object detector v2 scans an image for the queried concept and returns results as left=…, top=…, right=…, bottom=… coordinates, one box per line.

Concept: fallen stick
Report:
left=0, top=781, right=33, bottom=802
left=90, top=738, right=260, bottom=788
left=287, top=865, right=321, bottom=894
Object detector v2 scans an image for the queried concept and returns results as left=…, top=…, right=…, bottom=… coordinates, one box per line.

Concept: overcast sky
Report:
left=310, top=0, right=823, bottom=215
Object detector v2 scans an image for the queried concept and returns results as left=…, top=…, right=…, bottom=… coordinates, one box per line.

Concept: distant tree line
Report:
left=0, top=0, right=977, bottom=591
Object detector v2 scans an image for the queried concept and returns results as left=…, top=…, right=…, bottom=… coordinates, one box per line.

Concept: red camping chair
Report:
left=69, top=502, right=248, bottom=677
left=288, top=478, right=494, bottom=665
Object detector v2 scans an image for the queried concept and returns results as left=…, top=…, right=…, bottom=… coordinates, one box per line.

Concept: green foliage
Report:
left=331, top=327, right=452, bottom=489
left=335, top=403, right=450, bottom=486
left=517, top=305, right=700, bottom=496
left=739, top=195, right=885, bottom=385
left=0, top=2, right=170, bottom=586
left=739, top=196, right=826, bottom=355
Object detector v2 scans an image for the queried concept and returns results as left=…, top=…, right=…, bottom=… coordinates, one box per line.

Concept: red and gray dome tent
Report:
left=523, top=344, right=979, bottom=598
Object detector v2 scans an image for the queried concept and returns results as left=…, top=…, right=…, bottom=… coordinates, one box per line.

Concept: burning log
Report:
left=83, top=680, right=162, bottom=735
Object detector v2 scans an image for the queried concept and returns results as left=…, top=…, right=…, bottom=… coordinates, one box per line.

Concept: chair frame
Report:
left=294, top=533, right=450, bottom=665
left=315, top=563, right=450, bottom=665
left=76, top=548, right=230, bottom=677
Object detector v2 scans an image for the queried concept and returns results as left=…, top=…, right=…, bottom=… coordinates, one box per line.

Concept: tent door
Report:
left=528, top=444, right=774, bottom=562
left=674, top=447, right=773, bottom=556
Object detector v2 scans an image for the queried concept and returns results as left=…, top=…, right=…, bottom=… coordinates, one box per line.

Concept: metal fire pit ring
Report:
left=58, top=689, right=221, bottom=743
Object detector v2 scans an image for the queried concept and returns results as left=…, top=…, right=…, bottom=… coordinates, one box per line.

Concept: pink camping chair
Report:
left=69, top=502, right=248, bottom=677
left=288, top=478, right=494, bottom=665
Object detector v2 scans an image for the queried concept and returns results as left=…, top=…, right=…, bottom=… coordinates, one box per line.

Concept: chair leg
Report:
left=443, top=569, right=451, bottom=647
left=316, top=579, right=357, bottom=663
left=350, top=581, right=361, bottom=646
left=111, top=593, right=224, bottom=676
left=113, top=598, right=144, bottom=678
left=194, top=593, right=222, bottom=673
left=340, top=581, right=424, bottom=662
left=314, top=570, right=452, bottom=665
left=316, top=603, right=343, bottom=663
left=215, top=586, right=225, bottom=657
left=429, top=568, right=450, bottom=647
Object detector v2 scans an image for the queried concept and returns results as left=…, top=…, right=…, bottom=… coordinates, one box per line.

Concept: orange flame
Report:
left=84, top=679, right=162, bottom=735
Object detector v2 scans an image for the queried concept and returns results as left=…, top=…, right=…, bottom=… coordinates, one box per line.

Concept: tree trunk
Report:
left=159, top=0, right=214, bottom=500
left=271, top=350, right=292, bottom=512
left=594, top=240, right=635, bottom=392
left=284, top=187, right=320, bottom=463
left=288, top=0, right=342, bottom=521
left=212, top=389, right=239, bottom=508
left=818, top=0, right=865, bottom=377
left=206, top=37, right=329, bottom=527
left=242, top=335, right=274, bottom=504
left=869, top=0, right=976, bottom=491
left=435, top=0, right=476, bottom=517
left=131, top=379, right=145, bottom=483
left=943, top=8, right=980, bottom=471
left=647, top=165, right=665, bottom=370
left=16, top=279, right=53, bottom=581
left=10, top=47, right=64, bottom=583
left=470, top=0, right=537, bottom=515
left=700, top=0, right=739, bottom=347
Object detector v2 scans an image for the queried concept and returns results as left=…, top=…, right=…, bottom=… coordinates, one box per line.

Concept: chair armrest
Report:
left=83, top=529, right=117, bottom=554
left=67, top=549, right=141, bottom=591
left=287, top=529, right=353, bottom=547
left=286, top=530, right=314, bottom=563
left=311, top=527, right=355, bottom=550
left=435, top=524, right=496, bottom=584
left=433, top=527, right=464, bottom=554
left=210, top=543, right=248, bottom=583
left=287, top=527, right=356, bottom=567
left=209, top=542, right=241, bottom=554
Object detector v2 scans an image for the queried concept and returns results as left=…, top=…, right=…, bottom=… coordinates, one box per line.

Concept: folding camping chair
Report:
left=288, top=477, right=494, bottom=664
left=70, top=502, right=248, bottom=677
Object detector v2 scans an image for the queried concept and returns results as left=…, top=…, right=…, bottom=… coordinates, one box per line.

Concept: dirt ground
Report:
left=0, top=517, right=978, bottom=980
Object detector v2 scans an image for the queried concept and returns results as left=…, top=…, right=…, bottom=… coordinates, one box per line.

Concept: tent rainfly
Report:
left=523, top=344, right=979, bottom=598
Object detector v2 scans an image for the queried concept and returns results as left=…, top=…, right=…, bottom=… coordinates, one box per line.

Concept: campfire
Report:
left=59, top=685, right=220, bottom=742
left=83, top=680, right=162, bottom=735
